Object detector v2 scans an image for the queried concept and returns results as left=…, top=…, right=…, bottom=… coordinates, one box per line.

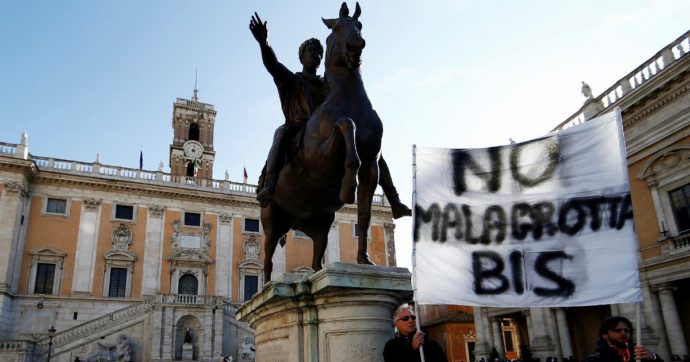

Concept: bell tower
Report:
left=169, top=89, right=217, bottom=180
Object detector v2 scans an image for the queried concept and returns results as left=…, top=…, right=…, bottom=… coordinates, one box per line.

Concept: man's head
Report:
left=599, top=316, right=633, bottom=348
left=393, top=303, right=417, bottom=337
left=299, top=38, right=324, bottom=71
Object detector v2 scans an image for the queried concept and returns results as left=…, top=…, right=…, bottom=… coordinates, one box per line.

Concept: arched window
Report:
left=188, top=123, right=200, bottom=141
left=178, top=274, right=198, bottom=295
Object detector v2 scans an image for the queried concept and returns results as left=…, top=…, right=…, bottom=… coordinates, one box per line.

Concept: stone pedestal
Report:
left=182, top=343, right=194, bottom=360
left=236, top=263, right=412, bottom=362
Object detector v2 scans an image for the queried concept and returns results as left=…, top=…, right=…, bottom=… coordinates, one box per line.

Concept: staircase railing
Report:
left=34, top=298, right=154, bottom=356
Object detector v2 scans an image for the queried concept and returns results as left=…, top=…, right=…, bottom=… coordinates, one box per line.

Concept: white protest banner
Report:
left=414, top=110, right=641, bottom=307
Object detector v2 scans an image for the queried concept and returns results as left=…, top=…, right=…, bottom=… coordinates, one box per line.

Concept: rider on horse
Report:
left=250, top=12, right=411, bottom=219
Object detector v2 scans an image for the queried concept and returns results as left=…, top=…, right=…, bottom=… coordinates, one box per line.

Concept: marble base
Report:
left=182, top=343, right=194, bottom=360
left=236, top=263, right=412, bottom=362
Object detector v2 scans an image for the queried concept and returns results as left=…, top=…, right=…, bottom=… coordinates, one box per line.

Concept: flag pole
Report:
left=635, top=302, right=641, bottom=362
left=411, top=144, right=426, bottom=362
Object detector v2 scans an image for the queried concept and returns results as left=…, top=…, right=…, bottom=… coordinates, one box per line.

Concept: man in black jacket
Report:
left=586, top=316, right=662, bottom=362
left=383, top=303, right=448, bottom=362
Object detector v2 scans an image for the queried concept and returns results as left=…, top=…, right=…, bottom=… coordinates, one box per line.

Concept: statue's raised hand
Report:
left=249, top=12, right=268, bottom=44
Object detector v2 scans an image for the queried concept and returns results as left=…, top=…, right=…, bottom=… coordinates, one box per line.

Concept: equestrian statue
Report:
left=251, top=2, right=411, bottom=282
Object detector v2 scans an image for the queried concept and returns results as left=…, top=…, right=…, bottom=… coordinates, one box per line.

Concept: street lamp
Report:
left=47, top=325, right=56, bottom=362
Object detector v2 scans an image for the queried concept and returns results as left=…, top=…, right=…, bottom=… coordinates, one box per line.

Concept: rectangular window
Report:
left=184, top=212, right=201, bottom=227
left=108, top=268, right=128, bottom=298
left=244, top=275, right=258, bottom=301
left=670, top=184, right=690, bottom=232
left=46, top=198, right=67, bottom=214
left=34, top=263, right=56, bottom=294
left=115, top=205, right=134, bottom=220
left=244, top=218, right=260, bottom=232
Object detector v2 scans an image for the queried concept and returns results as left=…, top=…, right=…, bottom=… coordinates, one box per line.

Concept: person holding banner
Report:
left=383, top=303, right=448, bottom=362
left=586, top=316, right=662, bottom=362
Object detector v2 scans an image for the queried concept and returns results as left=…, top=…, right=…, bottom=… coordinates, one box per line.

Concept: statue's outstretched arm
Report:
left=250, top=12, right=291, bottom=81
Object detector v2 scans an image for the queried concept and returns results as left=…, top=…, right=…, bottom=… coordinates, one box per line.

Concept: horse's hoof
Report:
left=339, top=177, right=357, bottom=204
left=339, top=183, right=356, bottom=204
left=357, top=255, right=375, bottom=265
left=391, top=202, right=412, bottom=219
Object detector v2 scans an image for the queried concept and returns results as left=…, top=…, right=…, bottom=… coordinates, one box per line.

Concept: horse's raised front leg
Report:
left=356, top=159, right=379, bottom=265
left=334, top=117, right=360, bottom=204
left=260, top=204, right=291, bottom=284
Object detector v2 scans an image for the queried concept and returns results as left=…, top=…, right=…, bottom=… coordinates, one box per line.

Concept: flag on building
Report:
left=139, top=150, right=143, bottom=170
left=193, top=159, right=199, bottom=177
left=413, top=110, right=641, bottom=307
left=243, top=167, right=248, bottom=184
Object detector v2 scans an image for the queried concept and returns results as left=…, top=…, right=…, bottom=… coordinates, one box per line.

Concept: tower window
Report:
left=189, top=123, right=200, bottom=141
left=186, top=162, right=195, bottom=177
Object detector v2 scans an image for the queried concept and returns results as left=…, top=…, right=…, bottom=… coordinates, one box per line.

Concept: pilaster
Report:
left=72, top=198, right=102, bottom=295
left=142, top=205, right=165, bottom=296
left=0, top=181, right=29, bottom=294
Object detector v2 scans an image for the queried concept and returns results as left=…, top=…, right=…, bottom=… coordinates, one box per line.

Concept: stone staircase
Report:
left=33, top=298, right=154, bottom=360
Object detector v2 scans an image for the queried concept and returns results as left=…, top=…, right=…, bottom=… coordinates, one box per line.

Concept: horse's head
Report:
left=322, top=2, right=365, bottom=70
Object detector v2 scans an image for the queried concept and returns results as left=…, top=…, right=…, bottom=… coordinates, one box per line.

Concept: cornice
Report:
left=0, top=156, right=39, bottom=179
left=623, top=78, right=690, bottom=129
left=18, top=168, right=394, bottom=219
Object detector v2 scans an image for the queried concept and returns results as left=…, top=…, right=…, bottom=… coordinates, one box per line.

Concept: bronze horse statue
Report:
left=261, top=2, right=391, bottom=282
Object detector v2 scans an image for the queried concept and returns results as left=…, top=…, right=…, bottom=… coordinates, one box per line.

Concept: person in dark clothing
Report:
left=383, top=303, right=448, bottom=362
left=586, top=316, right=662, bottom=362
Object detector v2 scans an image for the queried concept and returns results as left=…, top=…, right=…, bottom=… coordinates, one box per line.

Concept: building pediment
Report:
left=30, top=247, right=67, bottom=257
left=104, top=249, right=137, bottom=262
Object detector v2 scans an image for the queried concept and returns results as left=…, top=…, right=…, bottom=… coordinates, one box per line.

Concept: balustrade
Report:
left=553, top=30, right=689, bottom=131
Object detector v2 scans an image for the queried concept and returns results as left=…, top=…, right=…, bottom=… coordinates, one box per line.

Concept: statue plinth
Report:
left=182, top=343, right=194, bottom=360
left=236, top=263, right=412, bottom=362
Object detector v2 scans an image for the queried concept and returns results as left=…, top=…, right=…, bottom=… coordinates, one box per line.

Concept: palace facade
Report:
left=470, top=29, right=690, bottom=362
left=0, top=92, right=397, bottom=361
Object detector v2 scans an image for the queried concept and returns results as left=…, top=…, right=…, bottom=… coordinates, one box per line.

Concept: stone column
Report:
left=143, top=205, right=166, bottom=296
left=657, top=283, right=689, bottom=357
left=72, top=198, right=102, bottom=295
left=473, top=307, right=492, bottom=361
left=642, top=278, right=669, bottom=361
left=528, top=308, right=558, bottom=361
left=555, top=308, right=573, bottom=359
left=492, top=318, right=505, bottom=357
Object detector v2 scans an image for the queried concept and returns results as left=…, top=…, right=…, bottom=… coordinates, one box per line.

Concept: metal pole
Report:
left=411, top=145, right=426, bottom=362
left=47, top=325, right=56, bottom=362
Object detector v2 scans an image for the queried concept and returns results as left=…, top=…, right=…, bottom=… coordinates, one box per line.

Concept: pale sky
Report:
left=1, top=0, right=688, bottom=270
